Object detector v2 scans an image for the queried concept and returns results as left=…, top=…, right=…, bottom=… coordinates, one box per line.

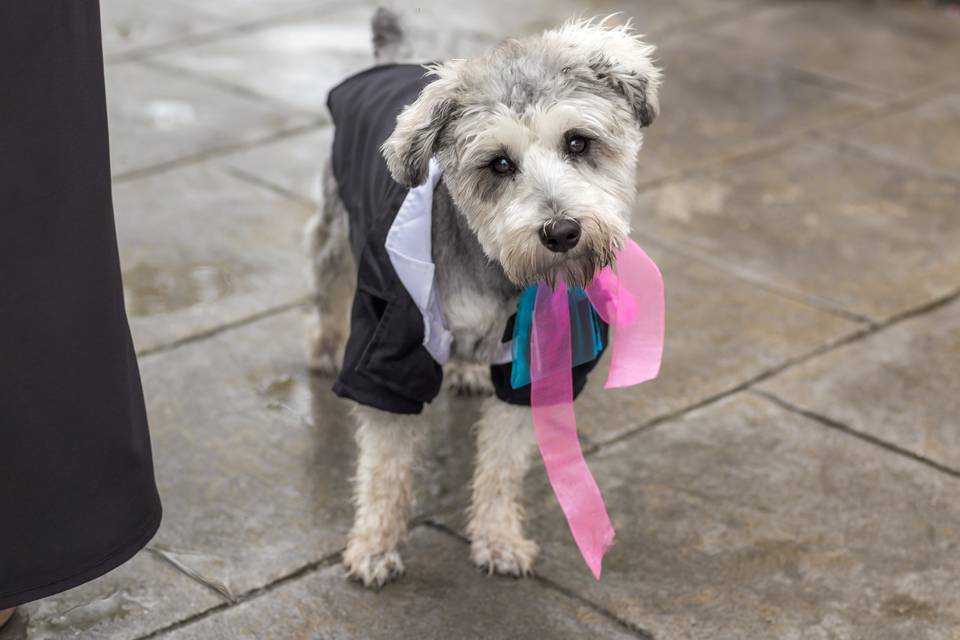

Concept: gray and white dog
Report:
left=306, top=9, right=660, bottom=588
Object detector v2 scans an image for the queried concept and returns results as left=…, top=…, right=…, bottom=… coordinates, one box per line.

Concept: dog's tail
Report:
left=372, top=7, right=405, bottom=63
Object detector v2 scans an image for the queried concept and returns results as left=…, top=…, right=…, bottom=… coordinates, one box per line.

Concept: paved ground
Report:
left=4, top=0, right=960, bottom=638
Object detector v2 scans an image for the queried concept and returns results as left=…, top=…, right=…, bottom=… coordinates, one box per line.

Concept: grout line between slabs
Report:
left=134, top=549, right=345, bottom=640
left=138, top=58, right=317, bottom=117
left=634, top=101, right=875, bottom=193
left=223, top=166, right=319, bottom=208
left=781, top=65, right=887, bottom=103
left=583, top=327, right=873, bottom=454
left=635, top=235, right=876, bottom=326
left=137, top=296, right=313, bottom=359
left=534, top=574, right=655, bottom=640
left=823, top=136, right=960, bottom=189
left=635, top=69, right=958, bottom=196
left=586, top=285, right=960, bottom=454
left=751, top=389, right=960, bottom=480
left=113, top=120, right=327, bottom=184
left=421, top=520, right=655, bottom=640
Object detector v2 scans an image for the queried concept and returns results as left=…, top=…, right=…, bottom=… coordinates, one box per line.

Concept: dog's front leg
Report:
left=343, top=405, right=426, bottom=589
left=467, top=398, right=539, bottom=577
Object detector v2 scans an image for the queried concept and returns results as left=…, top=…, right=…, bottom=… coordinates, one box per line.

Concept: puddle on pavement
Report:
left=123, top=262, right=247, bottom=316
left=882, top=593, right=938, bottom=621
left=252, top=372, right=316, bottom=427
left=257, top=373, right=294, bottom=400
left=144, top=99, right=199, bottom=131
left=25, top=590, right=153, bottom=639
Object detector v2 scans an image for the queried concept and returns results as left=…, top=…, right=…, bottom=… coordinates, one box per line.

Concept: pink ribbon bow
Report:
left=529, top=238, right=664, bottom=579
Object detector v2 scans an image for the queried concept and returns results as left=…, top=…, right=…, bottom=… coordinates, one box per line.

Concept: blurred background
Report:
left=3, top=1, right=959, bottom=638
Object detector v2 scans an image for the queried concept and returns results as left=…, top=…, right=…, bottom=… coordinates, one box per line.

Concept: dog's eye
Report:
left=490, top=156, right=516, bottom=175
left=567, top=136, right=589, bottom=155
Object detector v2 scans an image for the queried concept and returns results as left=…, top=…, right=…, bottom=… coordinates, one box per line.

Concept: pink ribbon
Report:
left=530, top=238, right=664, bottom=579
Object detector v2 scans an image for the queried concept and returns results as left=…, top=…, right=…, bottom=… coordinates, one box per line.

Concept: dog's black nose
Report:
left=539, top=219, right=582, bottom=253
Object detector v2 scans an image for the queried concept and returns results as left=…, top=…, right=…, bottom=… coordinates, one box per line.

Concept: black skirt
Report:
left=0, top=1, right=162, bottom=609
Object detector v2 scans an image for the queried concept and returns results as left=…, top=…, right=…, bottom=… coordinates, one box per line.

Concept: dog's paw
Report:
left=444, top=361, right=494, bottom=397
left=343, top=546, right=405, bottom=589
left=470, top=535, right=539, bottom=577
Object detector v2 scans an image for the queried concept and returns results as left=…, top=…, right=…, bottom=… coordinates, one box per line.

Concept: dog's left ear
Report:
left=589, top=50, right=660, bottom=128
left=382, top=63, right=461, bottom=187
left=556, top=18, right=662, bottom=128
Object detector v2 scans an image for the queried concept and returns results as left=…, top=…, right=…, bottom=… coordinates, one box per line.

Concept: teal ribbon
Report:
left=510, top=285, right=605, bottom=389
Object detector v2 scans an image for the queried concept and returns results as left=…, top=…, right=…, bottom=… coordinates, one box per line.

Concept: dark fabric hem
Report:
left=0, top=502, right=162, bottom=610
left=332, top=379, right=424, bottom=415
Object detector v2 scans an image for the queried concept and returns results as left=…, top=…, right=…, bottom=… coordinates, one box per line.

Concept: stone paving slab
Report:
left=701, top=2, right=960, bottom=96
left=140, top=309, right=355, bottom=600
left=839, top=92, right=960, bottom=179
left=167, top=0, right=327, bottom=23
left=113, top=165, right=313, bottom=353
left=104, top=62, right=312, bottom=178
left=149, top=0, right=562, bottom=116
left=388, top=0, right=553, bottom=54
left=153, top=7, right=378, bottom=115
left=155, top=528, right=640, bottom=640
left=392, top=0, right=758, bottom=55
left=574, top=241, right=860, bottom=447
left=219, top=127, right=332, bottom=205
left=638, top=30, right=875, bottom=182
left=635, top=140, right=960, bottom=322
left=99, top=0, right=227, bottom=58
left=583, top=0, right=759, bottom=36
left=2, top=553, right=221, bottom=640
left=759, top=297, right=960, bottom=472
left=508, top=394, right=960, bottom=640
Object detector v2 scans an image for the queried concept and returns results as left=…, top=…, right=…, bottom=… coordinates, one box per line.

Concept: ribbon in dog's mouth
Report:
left=510, top=238, right=664, bottom=579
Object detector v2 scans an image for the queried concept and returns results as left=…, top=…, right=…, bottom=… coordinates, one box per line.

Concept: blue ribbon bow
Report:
left=510, top=284, right=605, bottom=389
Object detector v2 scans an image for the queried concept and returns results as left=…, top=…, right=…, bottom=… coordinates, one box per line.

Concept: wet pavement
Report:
left=3, top=1, right=960, bottom=638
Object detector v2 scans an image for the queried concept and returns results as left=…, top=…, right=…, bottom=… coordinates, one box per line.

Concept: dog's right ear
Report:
left=382, top=64, right=461, bottom=187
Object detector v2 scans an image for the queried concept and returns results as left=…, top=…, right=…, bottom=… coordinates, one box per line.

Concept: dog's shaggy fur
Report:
left=306, top=9, right=660, bottom=588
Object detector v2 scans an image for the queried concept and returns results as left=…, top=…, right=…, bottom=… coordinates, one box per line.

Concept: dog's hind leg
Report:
left=305, top=159, right=354, bottom=374
left=467, top=399, right=539, bottom=577
left=343, top=405, right=427, bottom=588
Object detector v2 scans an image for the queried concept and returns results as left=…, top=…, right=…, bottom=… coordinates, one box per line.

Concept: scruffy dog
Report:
left=306, top=9, right=660, bottom=588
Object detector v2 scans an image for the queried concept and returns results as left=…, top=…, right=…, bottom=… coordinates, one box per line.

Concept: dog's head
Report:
left=382, top=18, right=661, bottom=288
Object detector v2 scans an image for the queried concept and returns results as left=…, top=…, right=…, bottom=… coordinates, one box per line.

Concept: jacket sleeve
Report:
left=332, top=242, right=444, bottom=415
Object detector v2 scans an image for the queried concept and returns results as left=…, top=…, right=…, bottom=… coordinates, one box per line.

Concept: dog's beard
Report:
left=463, top=188, right=633, bottom=289
left=499, top=228, right=622, bottom=289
